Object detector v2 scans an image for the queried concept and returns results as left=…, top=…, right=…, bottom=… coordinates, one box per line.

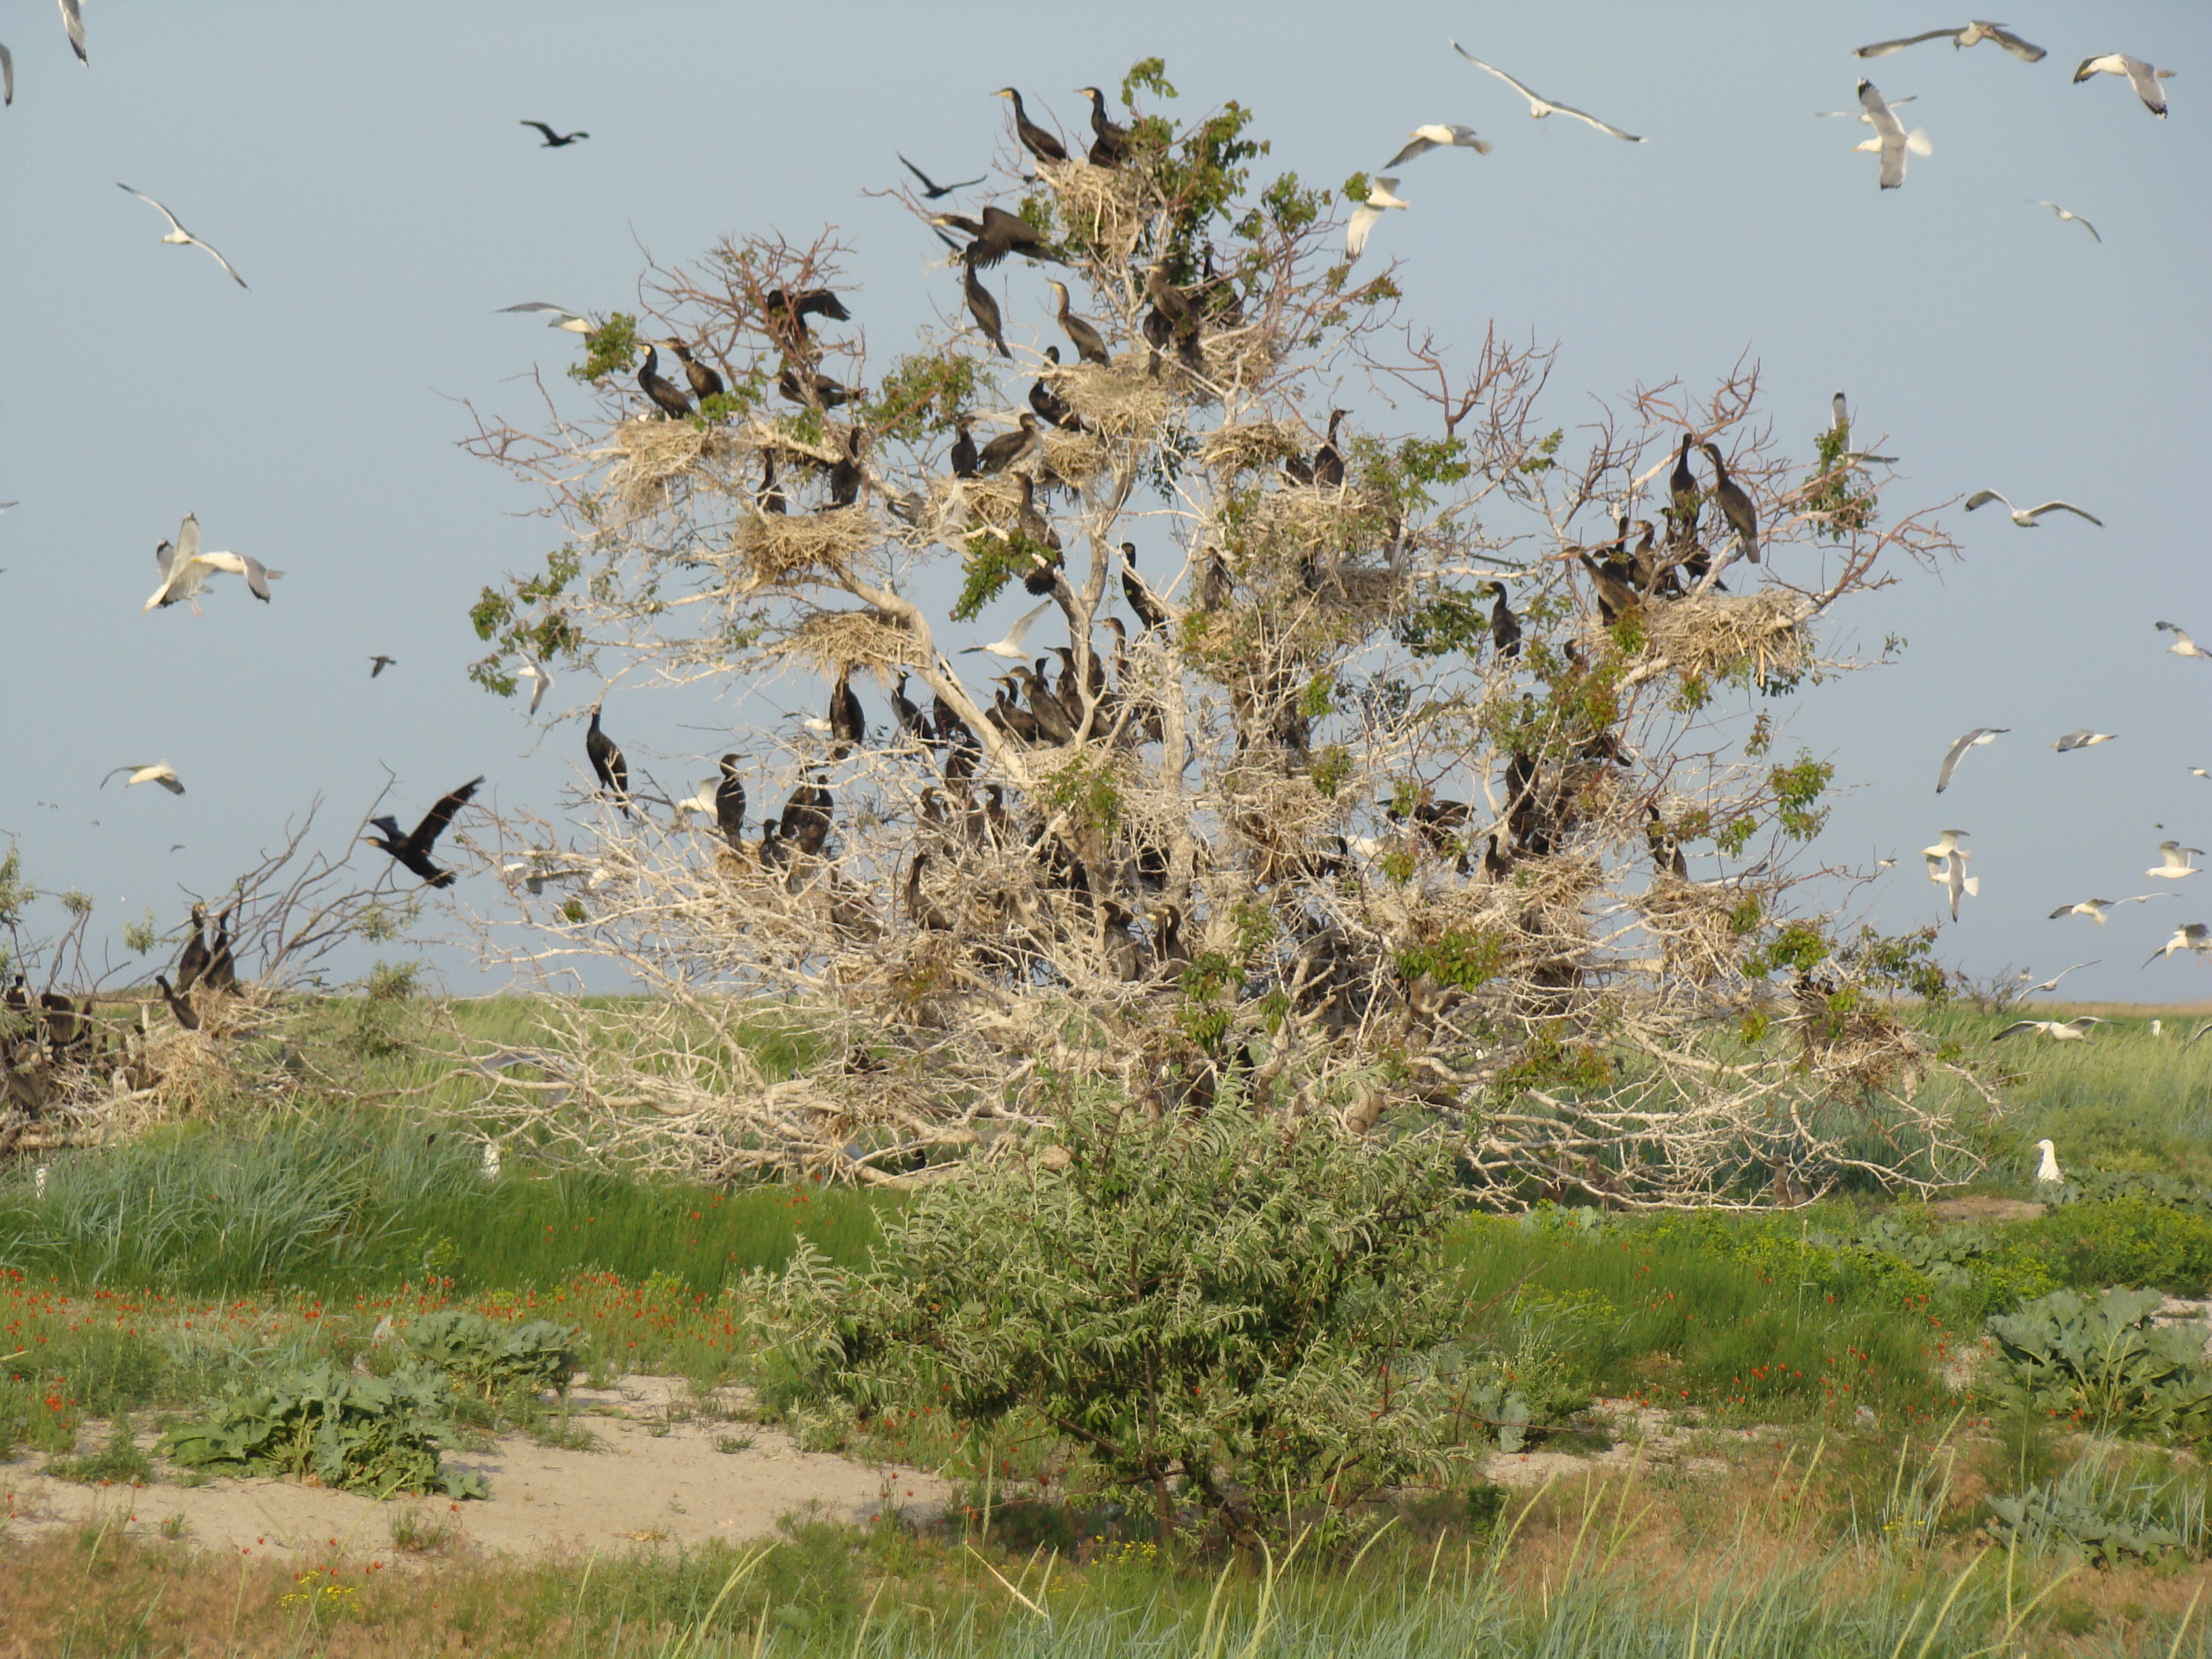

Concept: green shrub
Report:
left=1987, top=1483, right=2180, bottom=1568
left=403, top=1310, right=581, bottom=1402
left=157, top=1362, right=487, bottom=1498
left=2024, top=1199, right=2212, bottom=1296
left=1986, top=1288, right=2212, bottom=1441
left=764, top=1105, right=1479, bottom=1547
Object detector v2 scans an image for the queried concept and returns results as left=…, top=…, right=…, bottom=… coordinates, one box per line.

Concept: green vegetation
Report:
left=157, top=1361, right=488, bottom=1497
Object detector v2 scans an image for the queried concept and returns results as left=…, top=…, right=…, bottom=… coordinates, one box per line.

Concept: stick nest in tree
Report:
left=1639, top=876, right=1748, bottom=985
left=1627, top=590, right=1812, bottom=688
left=731, top=510, right=881, bottom=592
left=771, top=609, right=924, bottom=674
left=1054, top=360, right=1179, bottom=442
left=606, top=418, right=750, bottom=523
left=1200, top=420, right=1307, bottom=475
left=1041, top=427, right=1111, bottom=493
left=1042, top=159, right=1149, bottom=264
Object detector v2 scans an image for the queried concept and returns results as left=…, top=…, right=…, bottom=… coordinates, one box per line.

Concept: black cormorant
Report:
left=364, top=777, right=483, bottom=888
left=976, top=413, right=1040, bottom=474
left=175, top=903, right=211, bottom=994
left=949, top=419, right=979, bottom=478
left=1028, top=347, right=1082, bottom=430
left=898, top=153, right=985, bottom=199
left=890, top=675, right=926, bottom=742
left=1578, top=550, right=1639, bottom=623
left=994, top=88, right=1069, bottom=165
left=586, top=703, right=632, bottom=817
left=777, top=363, right=857, bottom=409
left=762, top=287, right=851, bottom=348
left=1143, top=262, right=1204, bottom=369
left=661, top=339, right=726, bottom=405
left=520, top=121, right=589, bottom=147
left=758, top=452, right=787, bottom=514
left=1646, top=805, right=1689, bottom=878
left=369, top=655, right=397, bottom=678
left=780, top=778, right=833, bottom=859
left=203, top=906, right=239, bottom=994
left=928, top=207, right=1058, bottom=269
left=1014, top=474, right=1064, bottom=594
left=960, top=249, right=1011, bottom=358
left=1119, top=544, right=1168, bottom=631
left=1488, top=581, right=1522, bottom=659
left=714, top=755, right=747, bottom=852
left=636, top=342, right=694, bottom=420
left=1700, top=442, right=1760, bottom=562
left=1046, top=281, right=1110, bottom=365
left=1668, top=432, right=1700, bottom=541
left=1311, top=409, right=1348, bottom=488
left=153, top=973, right=201, bottom=1030
left=827, top=428, right=865, bottom=508
left=829, top=666, right=866, bottom=756
left=1075, top=86, right=1132, bottom=166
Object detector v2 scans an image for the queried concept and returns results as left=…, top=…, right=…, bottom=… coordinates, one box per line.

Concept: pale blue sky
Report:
left=0, top=3, right=2204, bottom=1000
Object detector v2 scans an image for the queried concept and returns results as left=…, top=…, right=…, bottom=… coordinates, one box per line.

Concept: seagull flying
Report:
left=497, top=302, right=594, bottom=334
left=1450, top=44, right=1644, bottom=140
left=2051, top=729, right=2116, bottom=752
left=59, top=0, right=83, bottom=64
left=960, top=599, right=1054, bottom=662
left=2145, top=923, right=2211, bottom=967
left=101, top=762, right=184, bottom=796
left=2148, top=841, right=2205, bottom=881
left=1964, top=490, right=2102, bottom=527
left=2030, top=201, right=2101, bottom=243
left=2157, top=621, right=2211, bottom=661
left=1936, top=726, right=2007, bottom=793
left=670, top=777, right=721, bottom=829
left=514, top=657, right=554, bottom=716
left=1852, top=81, right=1932, bottom=189
left=2, top=42, right=13, bottom=106
left=369, top=655, right=396, bottom=678
left=1996, top=1018, right=2105, bottom=1043
left=1345, top=176, right=1408, bottom=261
left=1922, top=829, right=1969, bottom=861
left=2074, top=54, right=2175, bottom=118
left=116, top=184, right=248, bottom=289
left=1385, top=124, right=1493, bottom=166
left=143, top=514, right=283, bottom=613
left=2049, top=894, right=2176, bottom=923
left=1856, top=22, right=2046, bottom=62
left=2018, top=960, right=2097, bottom=996
left=520, top=121, right=588, bottom=147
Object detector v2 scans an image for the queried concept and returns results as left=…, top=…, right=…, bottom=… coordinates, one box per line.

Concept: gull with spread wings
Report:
left=117, top=184, right=247, bottom=289
left=1856, top=22, right=2045, bottom=62
left=1450, top=43, right=1644, bottom=141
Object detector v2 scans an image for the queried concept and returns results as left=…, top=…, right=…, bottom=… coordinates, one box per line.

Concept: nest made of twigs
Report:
left=1197, top=325, right=1277, bottom=391
left=731, top=510, right=880, bottom=591
left=1041, top=426, right=1110, bottom=493
left=1639, top=876, right=1748, bottom=985
left=1198, top=419, right=1308, bottom=475
left=1631, top=590, right=1812, bottom=689
left=772, top=610, right=924, bottom=674
left=1243, top=483, right=1393, bottom=560
left=1042, top=159, right=1149, bottom=263
left=607, top=418, right=750, bottom=523
left=1054, top=359, right=1180, bottom=442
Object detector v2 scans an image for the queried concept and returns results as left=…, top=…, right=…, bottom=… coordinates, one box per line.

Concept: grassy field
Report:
left=7, top=994, right=2212, bottom=1654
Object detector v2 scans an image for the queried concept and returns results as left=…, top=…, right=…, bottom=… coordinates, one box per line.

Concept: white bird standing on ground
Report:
left=498, top=302, right=594, bottom=334
left=58, top=0, right=84, bottom=64
left=960, top=598, right=1054, bottom=661
left=2033, top=1139, right=2065, bottom=1183
left=142, top=514, right=283, bottom=612
left=101, top=762, right=184, bottom=796
left=1384, top=123, right=1492, bottom=166
left=1852, top=81, right=1932, bottom=190
left=1997, top=1019, right=2106, bottom=1043
left=116, top=184, right=248, bottom=289
left=1936, top=726, right=2007, bottom=793
left=2156, top=621, right=2211, bottom=661
left=2049, top=894, right=2175, bottom=923
left=2145, top=923, right=2211, bottom=966
left=1450, top=44, right=1645, bottom=140
left=2074, top=54, right=2175, bottom=118
left=1856, top=22, right=2046, bottom=61
left=2030, top=201, right=2101, bottom=243
left=1964, top=490, right=2102, bottom=527
left=2147, top=841, right=2205, bottom=880
left=514, top=657, right=554, bottom=716
left=1345, top=176, right=1408, bottom=261
left=2052, top=729, right=2116, bottom=752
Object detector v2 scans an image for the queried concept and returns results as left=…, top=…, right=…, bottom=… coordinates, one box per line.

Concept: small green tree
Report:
left=800, top=1106, right=1481, bottom=1547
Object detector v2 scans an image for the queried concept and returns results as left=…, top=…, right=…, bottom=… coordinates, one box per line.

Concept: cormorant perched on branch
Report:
left=1646, top=805, right=1689, bottom=878
left=154, top=974, right=201, bottom=1030
left=1488, top=581, right=1522, bottom=659
left=1029, top=347, right=1083, bottom=430
left=636, top=342, right=693, bottom=419
left=365, top=777, right=483, bottom=889
left=586, top=702, right=632, bottom=817
left=960, top=249, right=1011, bottom=358
left=1046, top=280, right=1110, bottom=365
left=829, top=665, right=867, bottom=757
left=1700, top=442, right=1760, bottom=563
left=660, top=339, right=724, bottom=405
left=203, top=907, right=239, bottom=994
left=1668, top=432, right=1700, bottom=541
left=757, top=451, right=787, bottom=514
left=175, top=903, right=211, bottom=994
left=898, top=154, right=985, bottom=199
left=1075, top=85, right=1132, bottom=165
left=1143, top=262, right=1204, bottom=369
left=976, top=413, right=1040, bottom=475
left=777, top=362, right=856, bottom=409
left=949, top=419, right=979, bottom=478
left=1311, top=409, right=1348, bottom=488
left=890, top=675, right=926, bottom=742
left=827, top=427, right=865, bottom=508
left=1120, top=544, right=1168, bottom=632
left=994, top=87, right=1068, bottom=165
left=713, top=756, right=746, bottom=852
left=929, top=207, right=1059, bottom=269
left=1015, top=475, right=1064, bottom=595
left=780, top=777, right=833, bottom=859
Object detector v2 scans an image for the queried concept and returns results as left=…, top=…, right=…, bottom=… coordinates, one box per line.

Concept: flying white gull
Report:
left=142, top=514, right=283, bottom=613
left=1345, top=176, right=1409, bottom=261
left=498, top=302, right=594, bottom=334
left=1449, top=44, right=1644, bottom=142
left=2, top=42, right=13, bottom=106
left=514, top=657, right=554, bottom=716
left=1851, top=81, right=1932, bottom=190
left=1816, top=94, right=1918, bottom=119
left=1385, top=124, right=1492, bottom=167
left=1995, top=1017, right=2106, bottom=1043
left=670, top=777, right=720, bottom=829
left=1922, top=829, right=1969, bottom=863
left=101, top=762, right=184, bottom=796
left=59, top=0, right=84, bottom=64
left=1965, top=490, right=2102, bottom=527
left=2052, top=730, right=2116, bottom=752
left=2030, top=201, right=2101, bottom=243
left=2145, top=923, right=2211, bottom=967
left=2147, top=841, right=2205, bottom=881
left=960, top=598, right=1054, bottom=661
left=1856, top=22, right=2045, bottom=62
left=2049, top=894, right=2176, bottom=924
left=2015, top=961, right=2097, bottom=996
left=117, top=184, right=249, bottom=289
left=2074, top=54, right=2175, bottom=118
left=1936, top=726, right=2006, bottom=793
left=2156, top=621, right=2210, bottom=661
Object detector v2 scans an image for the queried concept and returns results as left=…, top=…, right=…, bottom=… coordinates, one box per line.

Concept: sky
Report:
left=0, top=2, right=2205, bottom=1002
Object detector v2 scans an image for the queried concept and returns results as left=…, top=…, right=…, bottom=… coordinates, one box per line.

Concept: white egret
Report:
left=960, top=598, right=1054, bottom=661
left=1996, top=1019, right=2105, bottom=1043
left=498, top=302, right=594, bottom=334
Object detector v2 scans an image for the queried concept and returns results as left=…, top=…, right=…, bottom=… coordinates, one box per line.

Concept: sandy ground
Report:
left=1, top=1375, right=949, bottom=1564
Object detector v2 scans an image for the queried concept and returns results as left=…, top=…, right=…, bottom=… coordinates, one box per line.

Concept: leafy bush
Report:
left=1987, top=1483, right=2180, bottom=1568
left=157, top=1362, right=488, bottom=1498
left=2023, top=1199, right=2212, bottom=1298
left=45, top=1416, right=154, bottom=1486
left=403, top=1310, right=581, bottom=1402
left=1986, top=1288, right=2212, bottom=1441
left=763, top=1105, right=1479, bottom=1547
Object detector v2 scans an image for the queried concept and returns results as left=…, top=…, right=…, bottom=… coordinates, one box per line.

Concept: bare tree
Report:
left=457, top=66, right=1987, bottom=1204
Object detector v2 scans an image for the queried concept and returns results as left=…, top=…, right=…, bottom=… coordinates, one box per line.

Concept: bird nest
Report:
left=1242, top=483, right=1394, bottom=562
left=1199, top=419, right=1308, bottom=475
left=1628, top=590, right=1813, bottom=689
left=1054, top=359, right=1181, bottom=442
left=730, top=510, right=881, bottom=591
left=1041, top=427, right=1111, bottom=492
left=1042, top=159, right=1149, bottom=263
left=1197, top=325, right=1277, bottom=392
left=771, top=609, right=924, bottom=674
left=1226, top=773, right=1344, bottom=884
left=607, top=418, right=750, bottom=523
left=1638, top=876, right=1746, bottom=985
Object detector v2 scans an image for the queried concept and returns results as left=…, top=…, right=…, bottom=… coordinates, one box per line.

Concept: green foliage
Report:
left=1767, top=752, right=1833, bottom=840
left=1743, top=920, right=1830, bottom=981
left=158, top=1361, right=489, bottom=1498
left=1309, top=744, right=1352, bottom=798
left=952, top=533, right=1036, bottom=622
left=1515, top=429, right=1564, bottom=475
left=46, top=1416, right=155, bottom=1486
left=403, top=1310, right=582, bottom=1403
left=1041, top=754, right=1124, bottom=837
left=1801, top=419, right=1881, bottom=541
left=2024, top=1199, right=2212, bottom=1298
left=786, top=1106, right=1473, bottom=1545
left=1393, top=588, right=1490, bottom=659
left=1396, top=928, right=1503, bottom=992
left=1986, top=1288, right=2212, bottom=1441
left=1837, top=924, right=1954, bottom=1003
left=469, top=545, right=588, bottom=695
left=864, top=352, right=977, bottom=443
left=1988, top=1477, right=2182, bottom=1568
left=569, top=311, right=638, bottom=383
left=1120, top=57, right=1176, bottom=107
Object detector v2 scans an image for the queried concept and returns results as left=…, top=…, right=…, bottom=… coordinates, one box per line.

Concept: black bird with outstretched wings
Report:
left=365, top=777, right=483, bottom=888
left=521, top=121, right=589, bottom=147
